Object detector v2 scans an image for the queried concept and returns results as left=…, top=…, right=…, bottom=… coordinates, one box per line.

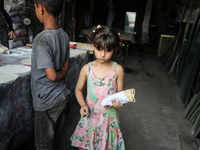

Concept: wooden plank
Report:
left=26, top=42, right=94, bottom=55
left=26, top=43, right=32, bottom=47
left=191, top=113, right=200, bottom=136
left=187, top=101, right=200, bottom=121
left=189, top=107, right=200, bottom=124
left=182, top=93, right=199, bottom=119
left=179, top=15, right=200, bottom=104
left=177, top=10, right=200, bottom=86
left=141, top=0, right=153, bottom=44
left=76, top=42, right=94, bottom=54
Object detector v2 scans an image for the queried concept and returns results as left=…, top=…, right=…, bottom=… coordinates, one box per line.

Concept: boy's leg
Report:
left=55, top=96, right=69, bottom=150
left=34, top=100, right=67, bottom=150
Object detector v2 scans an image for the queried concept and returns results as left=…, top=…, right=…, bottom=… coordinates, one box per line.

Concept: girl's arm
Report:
left=75, top=64, right=89, bottom=117
left=112, top=64, right=124, bottom=108
left=116, top=64, right=124, bottom=92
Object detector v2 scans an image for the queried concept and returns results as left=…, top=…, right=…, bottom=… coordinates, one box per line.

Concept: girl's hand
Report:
left=80, top=105, right=89, bottom=117
left=105, top=105, right=112, bottom=109
left=112, top=100, right=123, bottom=108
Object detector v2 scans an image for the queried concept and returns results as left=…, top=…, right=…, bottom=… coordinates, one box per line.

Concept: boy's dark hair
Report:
left=0, top=0, right=4, bottom=9
left=35, top=0, right=64, bottom=17
left=88, top=26, right=121, bottom=54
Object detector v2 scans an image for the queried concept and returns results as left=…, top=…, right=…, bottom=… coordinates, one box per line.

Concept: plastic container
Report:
left=69, top=42, right=77, bottom=49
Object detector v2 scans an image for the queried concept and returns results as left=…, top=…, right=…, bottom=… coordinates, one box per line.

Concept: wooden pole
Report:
left=89, top=0, right=94, bottom=27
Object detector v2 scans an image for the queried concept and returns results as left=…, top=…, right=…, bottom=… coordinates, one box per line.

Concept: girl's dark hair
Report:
left=35, top=0, right=63, bottom=17
left=88, top=26, right=121, bottom=54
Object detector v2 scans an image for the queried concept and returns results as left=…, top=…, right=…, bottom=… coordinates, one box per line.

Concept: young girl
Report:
left=70, top=25, right=125, bottom=150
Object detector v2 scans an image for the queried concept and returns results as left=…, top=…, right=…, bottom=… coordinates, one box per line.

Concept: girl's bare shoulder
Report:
left=81, top=64, right=89, bottom=75
left=82, top=63, right=89, bottom=69
left=116, top=63, right=124, bottom=73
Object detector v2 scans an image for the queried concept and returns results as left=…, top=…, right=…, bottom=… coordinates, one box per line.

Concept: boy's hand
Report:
left=80, top=105, right=89, bottom=117
left=112, top=100, right=123, bottom=108
left=45, top=60, right=69, bottom=81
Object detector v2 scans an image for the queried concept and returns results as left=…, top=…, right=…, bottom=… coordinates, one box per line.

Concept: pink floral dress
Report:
left=70, top=61, right=125, bottom=150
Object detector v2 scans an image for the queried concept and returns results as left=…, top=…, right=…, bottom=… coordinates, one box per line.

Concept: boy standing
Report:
left=31, top=0, right=70, bottom=149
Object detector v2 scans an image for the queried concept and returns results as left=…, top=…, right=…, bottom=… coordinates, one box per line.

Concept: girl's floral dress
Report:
left=70, top=61, right=125, bottom=150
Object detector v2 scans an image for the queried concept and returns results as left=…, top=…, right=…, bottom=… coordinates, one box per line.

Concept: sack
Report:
left=0, top=44, right=9, bottom=54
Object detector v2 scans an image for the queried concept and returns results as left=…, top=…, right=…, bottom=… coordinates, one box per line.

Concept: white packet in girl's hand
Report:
left=101, top=89, right=136, bottom=106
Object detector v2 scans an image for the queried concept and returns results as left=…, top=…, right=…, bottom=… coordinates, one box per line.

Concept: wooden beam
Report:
left=157, top=34, right=175, bottom=56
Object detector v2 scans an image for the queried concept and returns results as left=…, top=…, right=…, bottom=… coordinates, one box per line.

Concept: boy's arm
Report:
left=45, top=60, right=69, bottom=81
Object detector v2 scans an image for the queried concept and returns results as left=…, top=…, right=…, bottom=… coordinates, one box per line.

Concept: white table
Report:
left=0, top=46, right=88, bottom=150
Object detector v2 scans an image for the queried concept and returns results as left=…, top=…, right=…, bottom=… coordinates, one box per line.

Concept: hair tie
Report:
left=97, top=25, right=101, bottom=29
